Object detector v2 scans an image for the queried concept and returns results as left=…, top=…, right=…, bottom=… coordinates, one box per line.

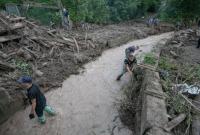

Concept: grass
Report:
left=159, top=57, right=177, bottom=71
left=143, top=53, right=157, bottom=66
left=158, top=56, right=197, bottom=135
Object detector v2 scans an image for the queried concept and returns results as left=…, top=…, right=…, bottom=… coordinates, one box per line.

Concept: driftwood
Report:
left=73, top=37, right=80, bottom=53
left=88, top=40, right=95, bottom=48
left=163, top=113, right=186, bottom=132
left=47, top=29, right=57, bottom=37
left=37, top=40, right=51, bottom=48
left=0, top=61, right=15, bottom=71
left=10, top=23, right=24, bottom=30
left=137, top=64, right=156, bottom=71
left=0, top=23, right=24, bottom=35
left=179, top=92, right=200, bottom=113
left=0, top=35, right=21, bottom=43
left=8, top=17, right=25, bottom=22
left=0, top=51, right=9, bottom=59
left=24, top=20, right=39, bottom=28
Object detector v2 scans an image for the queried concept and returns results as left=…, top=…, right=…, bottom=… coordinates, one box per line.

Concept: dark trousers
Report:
left=197, top=38, right=200, bottom=48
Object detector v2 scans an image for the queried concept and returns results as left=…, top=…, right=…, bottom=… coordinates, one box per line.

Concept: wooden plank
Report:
left=0, top=35, right=21, bottom=43
left=0, top=61, right=15, bottom=71
left=9, top=17, right=25, bottom=22
left=0, top=23, right=24, bottom=35
left=10, top=23, right=24, bottom=30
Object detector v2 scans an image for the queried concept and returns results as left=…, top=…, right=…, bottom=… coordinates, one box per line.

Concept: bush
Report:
left=143, top=53, right=157, bottom=66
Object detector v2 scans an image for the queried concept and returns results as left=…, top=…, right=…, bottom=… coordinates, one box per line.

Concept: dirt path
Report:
left=0, top=32, right=173, bottom=135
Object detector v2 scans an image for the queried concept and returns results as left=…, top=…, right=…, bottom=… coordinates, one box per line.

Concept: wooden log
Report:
left=10, top=23, right=24, bottom=30
left=0, top=51, right=9, bottom=59
left=37, top=40, right=51, bottom=48
left=8, top=17, right=25, bottom=22
left=163, top=113, right=186, bottom=132
left=0, top=61, right=15, bottom=71
left=0, top=23, right=24, bottom=35
left=24, top=20, right=38, bottom=27
left=62, top=36, right=74, bottom=43
left=137, top=64, right=156, bottom=71
left=47, top=29, right=57, bottom=37
left=0, top=35, right=21, bottom=43
left=88, top=40, right=95, bottom=48
left=73, top=37, right=80, bottom=53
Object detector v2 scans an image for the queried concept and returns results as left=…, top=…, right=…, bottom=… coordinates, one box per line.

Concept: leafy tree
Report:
left=160, top=0, right=200, bottom=24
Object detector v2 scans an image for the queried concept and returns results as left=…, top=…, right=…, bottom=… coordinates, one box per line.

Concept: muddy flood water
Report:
left=0, top=32, right=173, bottom=135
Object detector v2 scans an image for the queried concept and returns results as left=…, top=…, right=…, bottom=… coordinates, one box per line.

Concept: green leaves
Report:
left=160, top=0, right=200, bottom=23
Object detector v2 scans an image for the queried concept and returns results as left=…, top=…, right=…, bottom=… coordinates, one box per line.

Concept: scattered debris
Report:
left=174, top=84, right=200, bottom=95
left=0, top=12, right=173, bottom=125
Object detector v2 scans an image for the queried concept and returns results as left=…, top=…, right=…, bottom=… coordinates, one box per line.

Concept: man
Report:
left=146, top=17, right=154, bottom=27
left=197, top=38, right=200, bottom=48
left=125, top=45, right=139, bottom=59
left=63, top=8, right=69, bottom=28
left=116, top=53, right=137, bottom=81
left=17, top=76, right=56, bottom=124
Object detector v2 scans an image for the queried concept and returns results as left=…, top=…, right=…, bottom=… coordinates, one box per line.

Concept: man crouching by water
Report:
left=17, top=76, right=56, bottom=124
left=116, top=53, right=137, bottom=81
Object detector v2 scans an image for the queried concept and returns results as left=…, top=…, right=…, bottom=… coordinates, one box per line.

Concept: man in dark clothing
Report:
left=197, top=38, right=200, bottom=48
left=125, top=45, right=139, bottom=58
left=17, top=76, right=56, bottom=124
left=116, top=53, right=137, bottom=81
left=63, top=8, right=69, bottom=28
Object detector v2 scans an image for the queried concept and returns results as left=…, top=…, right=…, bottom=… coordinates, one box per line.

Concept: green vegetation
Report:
left=11, top=59, right=32, bottom=76
left=158, top=56, right=200, bottom=134
left=143, top=53, right=157, bottom=66
left=159, top=0, right=200, bottom=24
left=25, top=8, right=61, bottom=25
left=0, top=0, right=200, bottom=25
left=159, top=57, right=177, bottom=71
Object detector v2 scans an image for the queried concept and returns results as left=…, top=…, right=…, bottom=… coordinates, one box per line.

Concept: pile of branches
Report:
left=0, top=13, right=96, bottom=72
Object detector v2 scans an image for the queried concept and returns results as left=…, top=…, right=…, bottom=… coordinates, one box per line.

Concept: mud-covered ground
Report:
left=0, top=33, right=173, bottom=135
left=0, top=16, right=174, bottom=124
left=158, top=29, right=200, bottom=135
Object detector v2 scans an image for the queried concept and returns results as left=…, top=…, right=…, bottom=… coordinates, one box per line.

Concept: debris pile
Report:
left=0, top=12, right=97, bottom=88
left=0, top=12, right=174, bottom=124
left=159, top=29, right=200, bottom=135
left=0, top=13, right=98, bottom=124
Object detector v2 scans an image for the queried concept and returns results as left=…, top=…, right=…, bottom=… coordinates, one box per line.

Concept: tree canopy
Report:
left=0, top=0, right=200, bottom=24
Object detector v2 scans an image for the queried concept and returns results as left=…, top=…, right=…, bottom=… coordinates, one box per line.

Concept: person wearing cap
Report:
left=125, top=45, right=139, bottom=59
left=116, top=53, right=137, bottom=81
left=17, top=76, right=56, bottom=124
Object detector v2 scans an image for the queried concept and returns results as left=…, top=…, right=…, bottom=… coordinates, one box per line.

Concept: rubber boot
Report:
left=116, top=74, right=123, bottom=81
left=44, top=105, right=56, bottom=116
left=38, top=115, right=46, bottom=124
